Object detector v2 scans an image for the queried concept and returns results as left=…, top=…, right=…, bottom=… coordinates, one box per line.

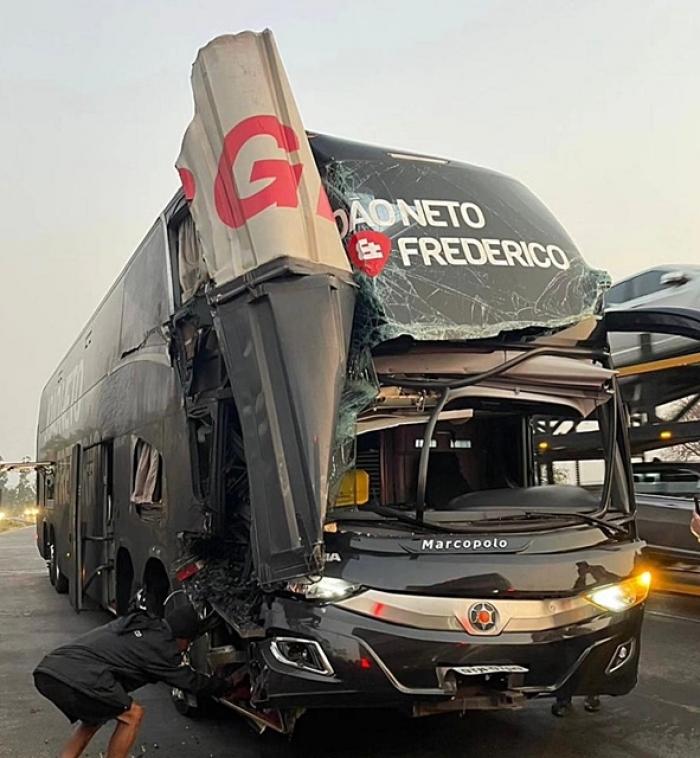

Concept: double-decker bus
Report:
left=29, top=30, right=700, bottom=735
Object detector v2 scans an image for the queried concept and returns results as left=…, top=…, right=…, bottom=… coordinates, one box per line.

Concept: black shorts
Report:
left=33, top=672, right=131, bottom=727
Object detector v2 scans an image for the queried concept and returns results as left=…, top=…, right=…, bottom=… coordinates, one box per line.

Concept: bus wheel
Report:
left=50, top=542, right=69, bottom=594
left=171, top=688, right=200, bottom=718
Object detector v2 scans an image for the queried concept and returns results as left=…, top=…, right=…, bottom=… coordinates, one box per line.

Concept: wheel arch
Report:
left=142, top=557, right=171, bottom=617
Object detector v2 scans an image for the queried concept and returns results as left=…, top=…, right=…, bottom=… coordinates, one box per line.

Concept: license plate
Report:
left=449, top=665, right=529, bottom=676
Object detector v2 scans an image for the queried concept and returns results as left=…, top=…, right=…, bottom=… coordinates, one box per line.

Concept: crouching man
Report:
left=33, top=603, right=229, bottom=758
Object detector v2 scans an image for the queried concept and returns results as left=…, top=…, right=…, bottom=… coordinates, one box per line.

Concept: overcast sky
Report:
left=1, top=0, right=699, bottom=461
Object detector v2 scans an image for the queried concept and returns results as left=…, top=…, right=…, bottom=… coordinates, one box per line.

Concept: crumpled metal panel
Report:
left=176, top=31, right=349, bottom=287
left=175, top=32, right=356, bottom=586
left=212, top=268, right=356, bottom=586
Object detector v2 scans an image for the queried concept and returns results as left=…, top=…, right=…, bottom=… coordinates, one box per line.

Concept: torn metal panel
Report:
left=311, top=135, right=610, bottom=346
left=175, top=31, right=349, bottom=291
left=372, top=352, right=615, bottom=390
left=211, top=263, right=356, bottom=586
left=175, top=31, right=357, bottom=586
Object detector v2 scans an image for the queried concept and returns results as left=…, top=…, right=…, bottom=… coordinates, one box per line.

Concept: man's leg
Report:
left=59, top=722, right=101, bottom=758
left=106, top=702, right=144, bottom=758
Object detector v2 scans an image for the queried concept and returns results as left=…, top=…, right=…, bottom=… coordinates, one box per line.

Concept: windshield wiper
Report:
left=334, top=505, right=628, bottom=538
left=329, top=511, right=424, bottom=532
left=479, top=511, right=628, bottom=537
left=357, top=504, right=456, bottom=533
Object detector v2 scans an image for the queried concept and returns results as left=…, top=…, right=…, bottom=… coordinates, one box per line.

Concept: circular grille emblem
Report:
left=468, top=602, right=500, bottom=632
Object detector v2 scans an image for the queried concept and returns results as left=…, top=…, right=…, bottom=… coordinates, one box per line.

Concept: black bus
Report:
left=34, top=133, right=700, bottom=733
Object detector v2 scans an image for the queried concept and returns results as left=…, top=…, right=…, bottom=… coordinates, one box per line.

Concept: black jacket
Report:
left=34, top=612, right=228, bottom=706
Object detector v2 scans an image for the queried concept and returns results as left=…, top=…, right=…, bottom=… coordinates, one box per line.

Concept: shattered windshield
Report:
left=330, top=393, right=628, bottom=528
left=319, top=154, right=608, bottom=346
left=318, top=148, right=612, bottom=506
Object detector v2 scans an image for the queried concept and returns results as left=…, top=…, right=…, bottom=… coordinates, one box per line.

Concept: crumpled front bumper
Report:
left=250, top=595, right=643, bottom=711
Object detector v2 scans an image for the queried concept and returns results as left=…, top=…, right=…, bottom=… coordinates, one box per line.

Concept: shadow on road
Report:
left=3, top=527, right=700, bottom=758
left=195, top=699, right=593, bottom=758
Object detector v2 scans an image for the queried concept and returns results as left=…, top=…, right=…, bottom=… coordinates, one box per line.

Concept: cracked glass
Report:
left=321, top=156, right=609, bottom=345
left=318, top=150, right=610, bottom=495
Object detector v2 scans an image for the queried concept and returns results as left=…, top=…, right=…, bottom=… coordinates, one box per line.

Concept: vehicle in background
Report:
left=632, top=462, right=700, bottom=498
left=606, top=270, right=700, bottom=579
left=634, top=493, right=700, bottom=565
left=633, top=491, right=700, bottom=596
left=606, top=264, right=700, bottom=367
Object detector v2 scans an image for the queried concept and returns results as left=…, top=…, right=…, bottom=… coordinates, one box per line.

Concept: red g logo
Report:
left=214, top=115, right=304, bottom=229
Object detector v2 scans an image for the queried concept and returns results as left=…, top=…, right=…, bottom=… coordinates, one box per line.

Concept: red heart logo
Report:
left=347, top=231, right=392, bottom=277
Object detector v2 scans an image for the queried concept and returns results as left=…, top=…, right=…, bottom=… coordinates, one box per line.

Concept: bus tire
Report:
left=50, top=542, right=69, bottom=594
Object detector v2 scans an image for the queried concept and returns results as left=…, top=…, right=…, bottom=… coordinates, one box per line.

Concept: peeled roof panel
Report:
left=176, top=30, right=350, bottom=286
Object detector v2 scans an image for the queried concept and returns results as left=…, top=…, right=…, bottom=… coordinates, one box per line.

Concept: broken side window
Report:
left=177, top=214, right=209, bottom=303
left=131, top=438, right=164, bottom=518
left=189, top=411, right=214, bottom=502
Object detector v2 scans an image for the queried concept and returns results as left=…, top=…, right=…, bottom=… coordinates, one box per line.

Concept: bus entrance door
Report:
left=70, top=443, right=114, bottom=612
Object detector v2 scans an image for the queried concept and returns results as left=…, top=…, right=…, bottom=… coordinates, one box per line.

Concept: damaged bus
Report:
left=33, top=31, right=700, bottom=734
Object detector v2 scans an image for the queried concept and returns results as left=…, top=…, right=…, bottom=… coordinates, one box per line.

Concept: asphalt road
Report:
left=2, top=526, right=699, bottom=758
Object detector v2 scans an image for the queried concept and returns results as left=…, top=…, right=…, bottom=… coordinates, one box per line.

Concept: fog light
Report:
left=270, top=638, right=334, bottom=676
left=607, top=639, right=636, bottom=673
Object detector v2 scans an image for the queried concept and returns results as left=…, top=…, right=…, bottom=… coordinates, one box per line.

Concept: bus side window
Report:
left=131, top=438, right=164, bottom=519
left=45, top=470, right=55, bottom=507
left=56, top=458, right=71, bottom=507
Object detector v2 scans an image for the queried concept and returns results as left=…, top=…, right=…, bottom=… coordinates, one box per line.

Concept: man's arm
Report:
left=158, top=663, right=230, bottom=698
left=144, top=641, right=230, bottom=698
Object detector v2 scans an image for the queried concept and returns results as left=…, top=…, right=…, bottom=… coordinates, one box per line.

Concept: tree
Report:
left=1, top=487, right=18, bottom=512
left=15, top=469, right=37, bottom=508
left=0, top=457, right=37, bottom=515
left=0, top=456, right=7, bottom=500
left=0, top=456, right=11, bottom=512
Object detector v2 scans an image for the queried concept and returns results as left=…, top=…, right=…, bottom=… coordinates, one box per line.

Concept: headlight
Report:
left=583, top=572, right=652, bottom=613
left=289, top=576, right=363, bottom=602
